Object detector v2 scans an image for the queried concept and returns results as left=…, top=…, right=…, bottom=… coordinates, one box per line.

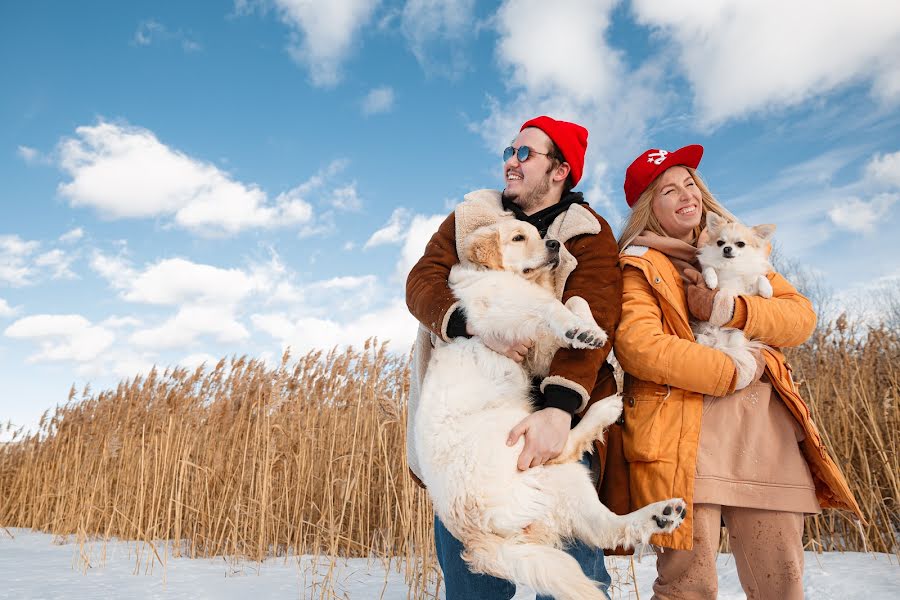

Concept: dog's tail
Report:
left=462, top=532, right=607, bottom=600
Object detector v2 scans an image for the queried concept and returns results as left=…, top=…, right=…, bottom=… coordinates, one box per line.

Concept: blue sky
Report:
left=2, top=0, right=899, bottom=434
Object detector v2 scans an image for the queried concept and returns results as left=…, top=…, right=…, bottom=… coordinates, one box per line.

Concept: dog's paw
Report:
left=702, top=267, right=719, bottom=290
left=563, top=323, right=608, bottom=349
left=628, top=498, right=687, bottom=543
left=758, top=276, right=773, bottom=298
left=582, top=394, right=623, bottom=432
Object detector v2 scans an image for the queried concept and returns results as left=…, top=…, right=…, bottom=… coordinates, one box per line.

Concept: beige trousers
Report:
left=652, top=503, right=805, bottom=600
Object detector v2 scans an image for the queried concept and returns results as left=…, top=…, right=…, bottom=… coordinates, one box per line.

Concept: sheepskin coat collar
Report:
left=454, top=189, right=601, bottom=300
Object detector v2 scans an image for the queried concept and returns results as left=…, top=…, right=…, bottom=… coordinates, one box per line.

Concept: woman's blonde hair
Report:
left=617, top=167, right=737, bottom=251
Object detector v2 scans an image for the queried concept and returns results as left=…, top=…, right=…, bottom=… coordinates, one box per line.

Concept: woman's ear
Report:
left=465, top=228, right=503, bottom=270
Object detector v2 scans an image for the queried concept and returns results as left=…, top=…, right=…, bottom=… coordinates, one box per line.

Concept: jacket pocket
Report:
left=621, top=392, right=667, bottom=462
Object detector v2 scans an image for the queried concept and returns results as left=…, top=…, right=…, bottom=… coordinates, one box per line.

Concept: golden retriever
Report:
left=415, top=220, right=687, bottom=600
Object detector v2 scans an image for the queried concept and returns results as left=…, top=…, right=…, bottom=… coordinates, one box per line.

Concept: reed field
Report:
left=0, top=325, right=897, bottom=598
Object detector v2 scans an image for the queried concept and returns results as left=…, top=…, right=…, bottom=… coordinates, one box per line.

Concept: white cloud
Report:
left=56, top=120, right=318, bottom=236
left=631, top=0, right=900, bottom=126
left=133, top=19, right=164, bottom=45
left=17, top=145, right=41, bottom=164
left=89, top=250, right=136, bottom=289
left=34, top=249, right=77, bottom=280
left=58, top=227, right=84, bottom=243
left=131, top=305, right=250, bottom=349
left=495, top=0, right=622, bottom=105
left=0, top=234, right=87, bottom=286
left=133, top=19, right=201, bottom=52
left=248, top=251, right=305, bottom=305
left=828, top=194, right=899, bottom=234
left=0, top=299, right=18, bottom=318
left=365, top=208, right=410, bottom=248
left=100, top=315, right=142, bottom=329
left=361, top=86, right=395, bottom=116
left=363, top=208, right=446, bottom=279
left=865, top=151, right=900, bottom=187
left=179, top=352, right=219, bottom=371
left=310, top=275, right=377, bottom=291
left=252, top=298, right=418, bottom=355
left=583, top=161, right=624, bottom=233
left=273, top=0, right=380, bottom=87
left=123, top=258, right=256, bottom=306
left=397, top=213, right=446, bottom=281
left=476, top=0, right=664, bottom=197
left=88, top=251, right=307, bottom=350
left=104, top=354, right=158, bottom=379
left=4, top=314, right=114, bottom=363
left=0, top=235, right=39, bottom=286
left=328, top=184, right=363, bottom=211
left=401, top=0, right=474, bottom=76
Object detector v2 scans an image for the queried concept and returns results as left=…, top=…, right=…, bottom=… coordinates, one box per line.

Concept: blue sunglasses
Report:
left=503, top=145, right=551, bottom=162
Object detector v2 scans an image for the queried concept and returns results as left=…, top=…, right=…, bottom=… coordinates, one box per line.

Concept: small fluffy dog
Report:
left=692, top=212, right=776, bottom=388
left=416, top=220, right=687, bottom=600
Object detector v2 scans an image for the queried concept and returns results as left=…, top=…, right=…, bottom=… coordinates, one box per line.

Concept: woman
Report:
left=611, top=145, right=862, bottom=599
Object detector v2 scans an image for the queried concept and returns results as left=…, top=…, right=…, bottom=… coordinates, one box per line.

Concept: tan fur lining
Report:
left=440, top=301, right=461, bottom=342
left=709, top=293, right=735, bottom=327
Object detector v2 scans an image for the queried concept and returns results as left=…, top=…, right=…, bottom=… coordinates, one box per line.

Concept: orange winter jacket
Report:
left=611, top=247, right=862, bottom=550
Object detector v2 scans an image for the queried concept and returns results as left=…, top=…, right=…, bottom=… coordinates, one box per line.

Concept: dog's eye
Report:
left=522, top=267, right=532, bottom=274
left=736, top=241, right=745, bottom=248
left=716, top=240, right=725, bottom=247
left=512, top=234, right=525, bottom=242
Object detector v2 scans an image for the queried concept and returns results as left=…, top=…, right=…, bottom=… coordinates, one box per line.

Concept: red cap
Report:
left=520, top=116, right=588, bottom=187
left=623, top=144, right=704, bottom=207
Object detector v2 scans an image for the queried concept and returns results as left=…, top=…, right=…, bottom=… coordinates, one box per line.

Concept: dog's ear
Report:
left=752, top=223, right=776, bottom=240
left=704, top=211, right=725, bottom=234
left=465, top=228, right=503, bottom=270
left=697, top=226, right=711, bottom=247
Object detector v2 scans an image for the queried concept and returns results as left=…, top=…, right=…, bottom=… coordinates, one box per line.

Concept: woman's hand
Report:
left=683, top=268, right=735, bottom=326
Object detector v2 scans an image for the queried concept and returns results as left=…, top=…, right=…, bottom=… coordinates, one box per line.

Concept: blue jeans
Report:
left=433, top=455, right=611, bottom=600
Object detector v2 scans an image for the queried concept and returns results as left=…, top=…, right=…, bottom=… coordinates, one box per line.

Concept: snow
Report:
left=1, top=529, right=897, bottom=599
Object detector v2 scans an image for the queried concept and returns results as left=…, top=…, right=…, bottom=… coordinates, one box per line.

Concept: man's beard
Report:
left=502, top=172, right=552, bottom=212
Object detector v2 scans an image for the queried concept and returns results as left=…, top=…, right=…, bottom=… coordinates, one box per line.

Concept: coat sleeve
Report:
left=541, top=215, right=622, bottom=411
left=615, top=265, right=737, bottom=396
left=405, top=212, right=460, bottom=341
left=724, top=272, right=816, bottom=348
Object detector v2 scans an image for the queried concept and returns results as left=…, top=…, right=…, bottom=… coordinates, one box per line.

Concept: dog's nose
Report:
left=723, top=246, right=733, bottom=256
left=545, top=239, right=560, bottom=251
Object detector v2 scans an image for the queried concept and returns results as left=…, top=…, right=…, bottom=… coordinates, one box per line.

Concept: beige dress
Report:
left=693, top=376, right=821, bottom=513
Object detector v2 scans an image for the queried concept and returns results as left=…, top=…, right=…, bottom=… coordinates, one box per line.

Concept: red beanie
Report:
left=520, top=116, right=589, bottom=187
left=623, top=144, right=704, bottom=207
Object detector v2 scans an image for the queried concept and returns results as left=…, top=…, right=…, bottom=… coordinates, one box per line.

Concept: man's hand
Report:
left=506, top=407, right=571, bottom=470
left=466, top=323, right=533, bottom=362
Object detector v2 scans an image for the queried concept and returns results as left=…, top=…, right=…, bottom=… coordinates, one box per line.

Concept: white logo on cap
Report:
left=647, top=150, right=669, bottom=165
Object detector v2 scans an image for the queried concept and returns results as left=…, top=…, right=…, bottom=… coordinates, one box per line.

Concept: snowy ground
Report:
left=1, top=529, right=897, bottom=599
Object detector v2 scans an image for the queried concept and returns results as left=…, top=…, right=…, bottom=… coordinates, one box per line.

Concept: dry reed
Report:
left=0, top=340, right=441, bottom=598
left=1, top=326, right=897, bottom=597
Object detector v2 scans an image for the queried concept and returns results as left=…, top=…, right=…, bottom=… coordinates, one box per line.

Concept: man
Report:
left=406, top=116, right=622, bottom=599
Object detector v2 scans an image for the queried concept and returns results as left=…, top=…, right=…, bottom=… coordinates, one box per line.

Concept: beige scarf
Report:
left=631, top=230, right=700, bottom=279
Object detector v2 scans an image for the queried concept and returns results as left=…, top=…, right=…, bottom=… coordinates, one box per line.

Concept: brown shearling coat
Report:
left=405, top=193, right=623, bottom=485
left=610, top=246, right=863, bottom=550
